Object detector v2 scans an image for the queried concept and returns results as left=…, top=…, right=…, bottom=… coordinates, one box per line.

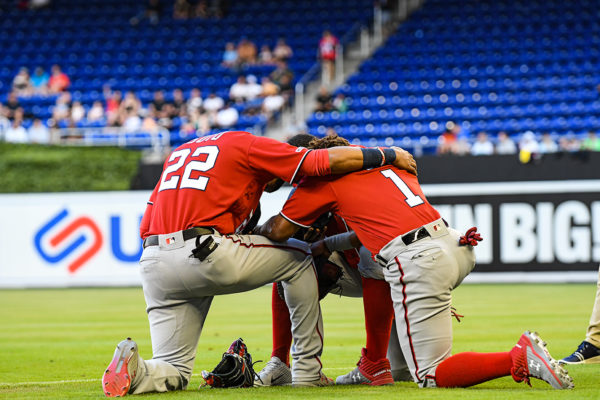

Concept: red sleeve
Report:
left=139, top=185, right=158, bottom=239
left=247, top=136, right=330, bottom=182
left=280, top=178, right=337, bottom=228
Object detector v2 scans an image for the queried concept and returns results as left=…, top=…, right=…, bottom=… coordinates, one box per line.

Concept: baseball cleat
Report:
left=510, top=331, right=574, bottom=389
left=559, top=340, right=600, bottom=365
left=102, top=337, right=139, bottom=397
left=292, top=372, right=334, bottom=387
left=254, top=356, right=292, bottom=386
left=335, top=348, right=394, bottom=386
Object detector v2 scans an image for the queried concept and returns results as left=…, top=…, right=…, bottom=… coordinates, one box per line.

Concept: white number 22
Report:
left=380, top=169, right=424, bottom=207
left=158, top=146, right=219, bottom=191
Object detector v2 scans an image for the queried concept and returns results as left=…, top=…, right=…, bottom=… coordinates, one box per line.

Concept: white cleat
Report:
left=254, top=356, right=292, bottom=386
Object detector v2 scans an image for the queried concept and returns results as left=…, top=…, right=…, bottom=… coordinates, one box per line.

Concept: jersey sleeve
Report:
left=280, top=178, right=337, bottom=228
left=139, top=185, right=158, bottom=239
left=247, top=136, right=330, bottom=183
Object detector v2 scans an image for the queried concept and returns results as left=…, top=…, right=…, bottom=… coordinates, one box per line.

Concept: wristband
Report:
left=361, top=148, right=383, bottom=169
left=382, top=148, right=396, bottom=165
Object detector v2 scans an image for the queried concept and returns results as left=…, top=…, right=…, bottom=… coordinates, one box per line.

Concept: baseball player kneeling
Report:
left=256, top=134, right=573, bottom=390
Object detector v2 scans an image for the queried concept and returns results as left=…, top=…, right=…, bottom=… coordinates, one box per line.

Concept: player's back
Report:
left=328, top=166, right=440, bottom=254
left=147, top=131, right=269, bottom=235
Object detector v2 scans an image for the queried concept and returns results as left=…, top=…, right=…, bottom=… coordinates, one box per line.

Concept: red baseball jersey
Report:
left=140, top=131, right=330, bottom=238
left=280, top=166, right=441, bottom=255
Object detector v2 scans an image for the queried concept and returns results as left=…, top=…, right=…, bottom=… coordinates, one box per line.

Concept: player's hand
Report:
left=303, top=226, right=327, bottom=243
left=311, top=239, right=332, bottom=258
left=391, top=147, right=417, bottom=176
left=459, top=227, right=483, bottom=246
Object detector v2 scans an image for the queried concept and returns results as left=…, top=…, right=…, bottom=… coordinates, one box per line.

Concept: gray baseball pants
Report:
left=378, top=218, right=476, bottom=387
left=130, top=230, right=324, bottom=393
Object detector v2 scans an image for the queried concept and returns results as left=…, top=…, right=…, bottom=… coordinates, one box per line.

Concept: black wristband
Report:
left=361, top=148, right=383, bottom=169
left=382, top=148, right=396, bottom=165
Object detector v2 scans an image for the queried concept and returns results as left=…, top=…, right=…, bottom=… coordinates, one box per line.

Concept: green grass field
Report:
left=0, top=284, right=599, bottom=399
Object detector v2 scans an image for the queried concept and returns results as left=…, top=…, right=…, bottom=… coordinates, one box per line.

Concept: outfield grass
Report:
left=0, top=284, right=598, bottom=399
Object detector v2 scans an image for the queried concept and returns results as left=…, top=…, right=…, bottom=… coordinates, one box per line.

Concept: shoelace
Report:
left=451, top=306, right=464, bottom=322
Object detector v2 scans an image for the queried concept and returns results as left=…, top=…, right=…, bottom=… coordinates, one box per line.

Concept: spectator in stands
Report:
left=87, top=100, right=105, bottom=122
left=269, top=60, right=294, bottom=96
left=318, top=30, right=339, bottom=84
left=193, top=0, right=210, bottom=18
left=245, top=75, right=263, bottom=100
left=538, top=133, right=558, bottom=154
left=237, top=38, right=258, bottom=66
left=229, top=75, right=250, bottom=103
left=12, top=67, right=33, bottom=97
left=437, top=122, right=460, bottom=154
left=0, top=104, right=10, bottom=136
left=315, top=86, right=334, bottom=112
left=215, top=101, right=239, bottom=128
left=259, top=44, right=274, bottom=65
left=173, top=0, right=192, bottom=19
left=130, top=0, right=162, bottom=25
left=273, top=37, right=293, bottom=62
left=262, top=87, right=285, bottom=119
left=4, top=118, right=28, bottom=143
left=149, top=90, right=168, bottom=120
left=495, top=131, right=517, bottom=154
left=203, top=92, right=225, bottom=125
left=203, top=92, right=224, bottom=114
left=104, top=89, right=122, bottom=126
left=260, top=77, right=279, bottom=98
left=453, top=135, right=472, bottom=156
left=222, top=42, right=239, bottom=69
left=186, top=88, right=203, bottom=115
left=558, top=135, right=581, bottom=153
left=170, top=88, right=186, bottom=118
left=48, top=65, right=70, bottom=94
left=581, top=131, right=600, bottom=151
left=518, top=131, right=540, bottom=164
left=30, top=67, right=49, bottom=95
left=123, top=108, right=142, bottom=132
left=28, top=118, right=51, bottom=144
left=333, top=93, right=348, bottom=113
left=4, top=92, right=22, bottom=120
left=70, top=101, right=86, bottom=125
left=51, top=92, right=72, bottom=127
left=470, top=131, right=494, bottom=156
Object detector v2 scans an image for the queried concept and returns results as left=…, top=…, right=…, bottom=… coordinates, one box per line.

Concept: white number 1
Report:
left=158, top=146, right=219, bottom=192
left=380, top=169, right=424, bottom=207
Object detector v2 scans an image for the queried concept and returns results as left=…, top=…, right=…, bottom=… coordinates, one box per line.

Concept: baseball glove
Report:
left=201, top=338, right=257, bottom=388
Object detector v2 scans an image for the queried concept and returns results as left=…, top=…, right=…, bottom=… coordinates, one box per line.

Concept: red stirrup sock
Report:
left=435, top=352, right=513, bottom=387
left=362, top=277, right=394, bottom=361
left=270, top=283, right=292, bottom=366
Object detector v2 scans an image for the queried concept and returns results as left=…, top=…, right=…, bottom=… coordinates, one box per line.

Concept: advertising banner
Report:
left=1, top=180, right=598, bottom=287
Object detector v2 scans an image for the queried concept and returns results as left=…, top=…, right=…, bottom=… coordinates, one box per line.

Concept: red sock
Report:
left=362, top=277, right=394, bottom=361
left=435, top=352, right=513, bottom=387
left=270, top=283, right=292, bottom=365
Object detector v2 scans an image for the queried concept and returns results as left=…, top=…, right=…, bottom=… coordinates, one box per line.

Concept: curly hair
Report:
left=308, top=134, right=350, bottom=149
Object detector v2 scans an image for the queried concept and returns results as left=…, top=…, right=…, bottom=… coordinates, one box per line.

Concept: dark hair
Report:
left=307, top=133, right=350, bottom=149
left=286, top=133, right=316, bottom=148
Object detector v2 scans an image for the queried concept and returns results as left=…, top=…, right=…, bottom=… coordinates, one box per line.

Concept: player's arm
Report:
left=311, top=231, right=361, bottom=258
left=255, top=214, right=301, bottom=242
left=325, top=146, right=417, bottom=175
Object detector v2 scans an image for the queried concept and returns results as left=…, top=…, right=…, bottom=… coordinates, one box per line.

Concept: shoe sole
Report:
left=523, top=331, right=574, bottom=389
left=102, top=338, right=137, bottom=397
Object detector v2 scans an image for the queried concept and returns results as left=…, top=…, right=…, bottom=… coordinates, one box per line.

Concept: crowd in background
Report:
left=0, top=34, right=297, bottom=144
